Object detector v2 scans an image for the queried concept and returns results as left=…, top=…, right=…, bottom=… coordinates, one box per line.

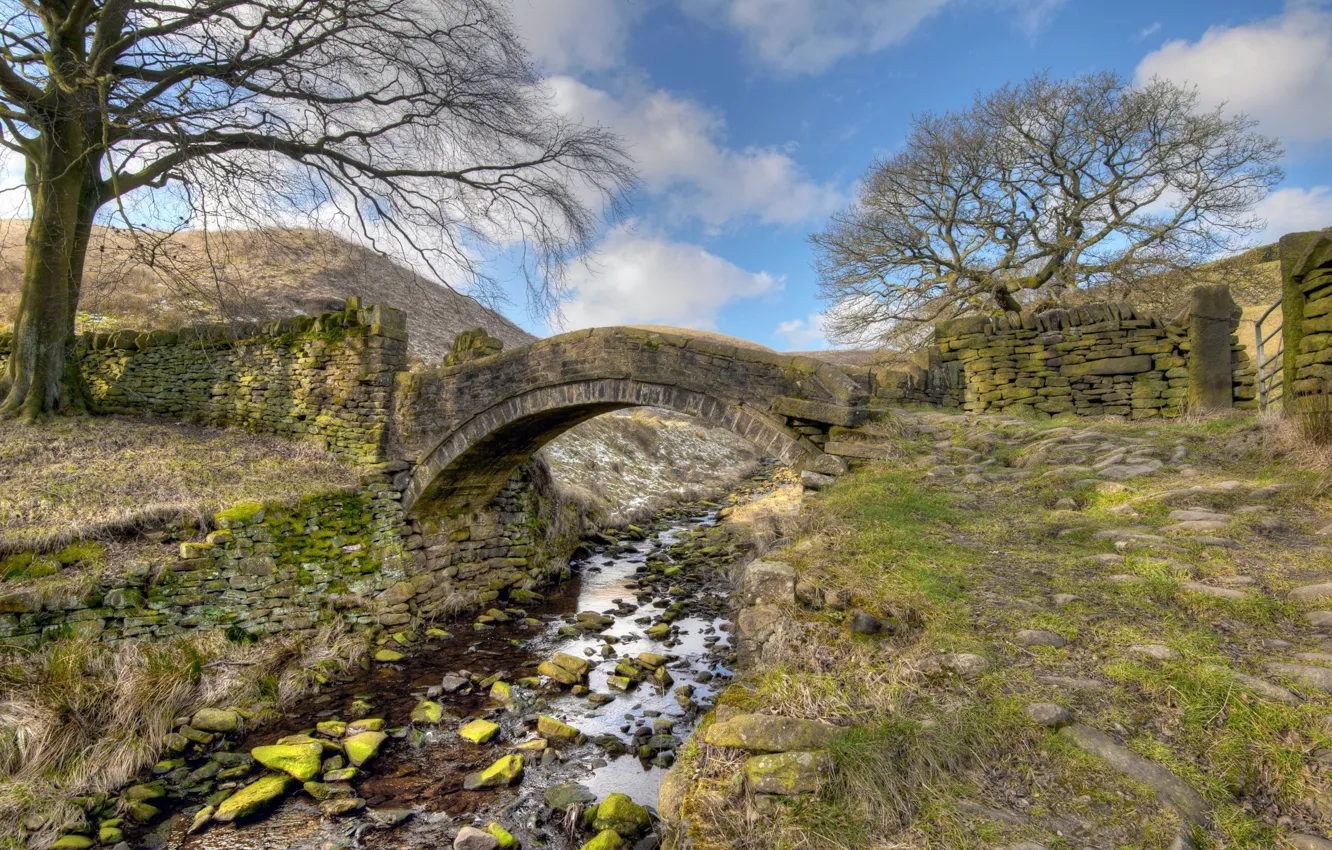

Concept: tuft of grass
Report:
left=0, top=623, right=368, bottom=843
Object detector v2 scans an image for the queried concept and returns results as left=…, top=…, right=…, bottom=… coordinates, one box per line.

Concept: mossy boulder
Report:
left=579, top=830, right=625, bottom=850
left=345, top=718, right=385, bottom=735
left=374, top=649, right=405, bottom=662
left=213, top=775, right=294, bottom=823
left=50, top=837, right=94, bottom=850
left=537, top=715, right=580, bottom=743
left=590, top=793, right=652, bottom=837
left=462, top=754, right=523, bottom=790
left=191, top=707, right=240, bottom=733
left=537, top=660, right=581, bottom=685
left=460, top=718, right=501, bottom=744
left=214, top=502, right=266, bottom=529
left=744, top=750, right=835, bottom=795
left=490, top=680, right=513, bottom=705
left=411, top=700, right=445, bottom=724
left=344, top=730, right=388, bottom=766
left=251, top=742, right=323, bottom=781
left=702, top=714, right=839, bottom=753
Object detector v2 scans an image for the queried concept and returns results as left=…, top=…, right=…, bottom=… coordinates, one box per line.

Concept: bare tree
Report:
left=0, top=0, right=635, bottom=420
left=811, top=71, right=1283, bottom=346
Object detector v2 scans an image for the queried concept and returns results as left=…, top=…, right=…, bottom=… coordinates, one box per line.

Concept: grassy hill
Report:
left=0, top=220, right=533, bottom=363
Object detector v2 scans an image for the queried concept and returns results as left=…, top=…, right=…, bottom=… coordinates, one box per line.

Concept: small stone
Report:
left=1127, top=644, right=1181, bottom=661
left=848, top=610, right=893, bottom=635
left=460, top=718, right=501, bottom=744
left=1015, top=629, right=1066, bottom=648
left=1025, top=703, right=1072, bottom=728
left=191, top=708, right=241, bottom=733
left=463, top=754, right=523, bottom=790
left=941, top=653, right=990, bottom=678
left=344, top=730, right=388, bottom=766
left=1309, top=611, right=1332, bottom=628
left=537, top=715, right=581, bottom=742
left=579, top=831, right=625, bottom=850
left=487, top=823, right=519, bottom=849
left=545, top=782, right=596, bottom=811
left=1179, top=581, right=1250, bottom=600
left=454, top=825, right=501, bottom=850
left=213, top=775, right=294, bottom=823
left=321, top=797, right=365, bottom=817
left=374, top=649, right=405, bottom=662
left=1054, top=498, right=1078, bottom=510
left=410, top=701, right=445, bottom=724
left=49, top=838, right=94, bottom=850
left=1052, top=593, right=1082, bottom=606
left=1290, top=583, right=1332, bottom=604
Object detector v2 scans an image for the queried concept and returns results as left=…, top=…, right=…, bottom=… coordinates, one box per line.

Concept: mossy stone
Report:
left=50, top=837, right=94, bottom=850
left=743, top=750, right=835, bottom=795
left=410, top=700, right=445, bottom=724
left=490, top=680, right=513, bottom=705
left=460, top=718, right=501, bottom=744
left=579, top=830, right=624, bottom=850
left=213, top=774, right=294, bottom=823
left=374, top=649, right=405, bottom=662
left=215, top=502, right=266, bottom=528
left=487, top=822, right=519, bottom=849
left=462, top=754, right=523, bottom=790
left=537, top=715, right=580, bottom=743
left=591, top=793, right=651, bottom=837
left=344, top=730, right=387, bottom=766
left=251, top=742, right=323, bottom=781
left=191, top=707, right=240, bottom=733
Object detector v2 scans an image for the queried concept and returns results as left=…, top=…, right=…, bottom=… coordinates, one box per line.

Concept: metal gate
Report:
left=1253, top=298, right=1284, bottom=410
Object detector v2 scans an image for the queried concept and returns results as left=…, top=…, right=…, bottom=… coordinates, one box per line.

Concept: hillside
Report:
left=0, top=220, right=533, bottom=363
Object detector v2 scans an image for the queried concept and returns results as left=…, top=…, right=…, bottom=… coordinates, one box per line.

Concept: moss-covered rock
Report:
left=743, top=750, right=835, bottom=795
left=460, top=718, right=501, bottom=744
left=579, top=830, right=625, bottom=850
left=191, top=707, right=240, bottom=733
left=49, top=836, right=95, bottom=850
left=702, top=714, right=839, bottom=753
left=213, top=774, right=294, bottom=823
left=462, top=754, right=523, bottom=790
left=590, top=793, right=652, bottom=837
left=487, top=822, right=519, bottom=848
left=411, top=700, right=445, bottom=724
left=251, top=742, right=323, bottom=781
left=344, top=730, right=387, bottom=766
left=537, top=715, right=580, bottom=743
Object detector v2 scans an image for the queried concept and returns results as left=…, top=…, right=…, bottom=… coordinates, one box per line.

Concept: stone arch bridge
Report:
left=393, top=326, right=868, bottom=518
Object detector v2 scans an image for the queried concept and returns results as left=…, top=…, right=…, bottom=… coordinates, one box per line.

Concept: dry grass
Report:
left=0, top=414, right=358, bottom=555
left=0, top=623, right=368, bottom=844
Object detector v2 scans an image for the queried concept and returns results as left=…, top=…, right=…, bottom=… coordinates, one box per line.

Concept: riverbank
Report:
left=664, top=409, right=1332, bottom=850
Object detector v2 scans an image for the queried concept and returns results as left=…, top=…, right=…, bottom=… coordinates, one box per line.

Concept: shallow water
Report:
left=159, top=472, right=769, bottom=850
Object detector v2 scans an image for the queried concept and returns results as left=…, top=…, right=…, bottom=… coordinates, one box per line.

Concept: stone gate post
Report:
left=1186, top=284, right=1241, bottom=412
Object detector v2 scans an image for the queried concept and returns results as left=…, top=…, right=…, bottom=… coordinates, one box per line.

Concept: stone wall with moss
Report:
left=1280, top=230, right=1332, bottom=407
left=0, top=458, right=586, bottom=648
left=0, top=299, right=408, bottom=465
left=936, top=300, right=1256, bottom=418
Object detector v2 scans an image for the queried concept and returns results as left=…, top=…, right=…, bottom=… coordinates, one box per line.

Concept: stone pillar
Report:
left=1186, top=284, right=1240, bottom=412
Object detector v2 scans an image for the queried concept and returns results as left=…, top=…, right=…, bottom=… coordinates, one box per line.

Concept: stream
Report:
left=146, top=463, right=786, bottom=850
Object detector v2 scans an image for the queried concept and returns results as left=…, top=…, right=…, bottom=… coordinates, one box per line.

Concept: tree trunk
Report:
left=0, top=123, right=99, bottom=420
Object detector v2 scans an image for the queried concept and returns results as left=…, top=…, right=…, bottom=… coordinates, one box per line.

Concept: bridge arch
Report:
left=401, top=377, right=818, bottom=517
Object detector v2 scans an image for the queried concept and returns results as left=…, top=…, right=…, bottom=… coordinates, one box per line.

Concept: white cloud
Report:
left=549, top=76, right=843, bottom=226
left=559, top=224, right=782, bottom=329
left=508, top=0, right=643, bottom=73
left=1137, top=21, right=1162, bottom=41
left=773, top=312, right=829, bottom=350
left=1135, top=5, right=1332, bottom=143
left=1255, top=185, right=1332, bottom=240
left=678, top=0, right=1066, bottom=74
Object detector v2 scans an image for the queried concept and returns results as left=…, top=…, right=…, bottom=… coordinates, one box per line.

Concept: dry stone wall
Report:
left=935, top=299, right=1256, bottom=418
left=0, top=460, right=578, bottom=648
left=1280, top=229, right=1332, bottom=407
left=0, top=299, right=407, bottom=465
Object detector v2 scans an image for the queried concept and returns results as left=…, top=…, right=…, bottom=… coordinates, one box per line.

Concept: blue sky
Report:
left=500, top=0, right=1332, bottom=349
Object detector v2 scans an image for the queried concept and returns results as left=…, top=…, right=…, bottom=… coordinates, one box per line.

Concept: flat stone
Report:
left=191, top=708, right=240, bottom=733
left=1179, top=581, right=1250, bottom=600
left=1025, top=703, right=1072, bottom=728
left=1127, top=644, right=1181, bottom=661
left=251, top=743, right=323, bottom=782
left=459, top=719, right=501, bottom=744
left=463, top=754, right=523, bottom=790
left=1232, top=672, right=1301, bottom=705
left=1094, top=529, right=1166, bottom=544
left=344, top=731, right=387, bottom=766
left=1309, top=611, right=1332, bottom=628
left=1084, top=553, right=1125, bottom=566
left=703, top=714, right=839, bottom=752
left=544, top=782, right=596, bottom=811
left=1060, top=723, right=1208, bottom=824
left=1099, top=460, right=1163, bottom=481
left=740, top=560, right=797, bottom=606
left=1015, top=629, right=1067, bottom=648
left=537, top=715, right=581, bottom=742
left=1052, top=594, right=1083, bottom=606
left=1168, top=510, right=1233, bottom=522
left=941, top=653, right=991, bottom=678
left=1266, top=663, right=1332, bottom=693
left=1164, top=520, right=1232, bottom=534
left=1290, top=834, right=1332, bottom=850
left=1037, top=675, right=1105, bottom=691
left=1290, top=583, right=1332, bottom=603
left=213, top=775, right=294, bottom=823
left=744, top=750, right=836, bottom=795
